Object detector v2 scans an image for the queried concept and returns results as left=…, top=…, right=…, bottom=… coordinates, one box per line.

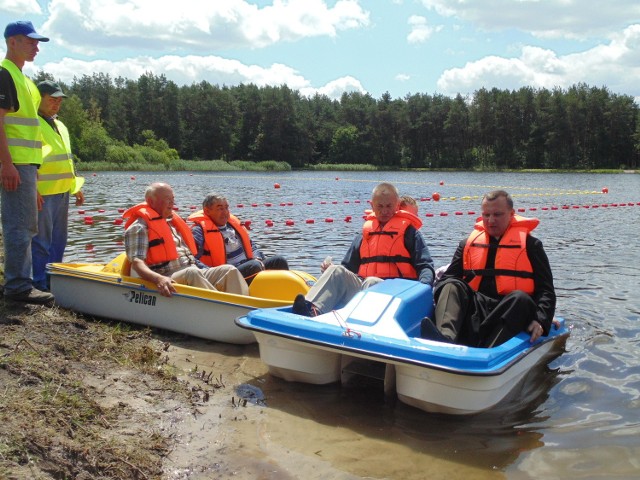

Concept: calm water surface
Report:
left=67, top=171, right=640, bottom=479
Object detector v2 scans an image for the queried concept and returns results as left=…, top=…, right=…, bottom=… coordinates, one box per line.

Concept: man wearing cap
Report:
left=0, top=20, right=54, bottom=304
left=32, top=80, right=85, bottom=292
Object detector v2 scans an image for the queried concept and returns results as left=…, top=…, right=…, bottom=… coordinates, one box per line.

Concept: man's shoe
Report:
left=4, top=288, right=54, bottom=305
left=292, top=293, right=319, bottom=317
left=420, top=317, right=451, bottom=342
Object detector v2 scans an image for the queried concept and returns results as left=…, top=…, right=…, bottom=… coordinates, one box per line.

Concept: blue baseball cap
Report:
left=4, top=21, right=49, bottom=42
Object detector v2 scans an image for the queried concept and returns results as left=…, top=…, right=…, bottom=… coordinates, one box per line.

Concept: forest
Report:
left=35, top=71, right=640, bottom=170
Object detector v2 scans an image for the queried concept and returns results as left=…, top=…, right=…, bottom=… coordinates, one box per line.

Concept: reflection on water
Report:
left=67, top=171, right=640, bottom=479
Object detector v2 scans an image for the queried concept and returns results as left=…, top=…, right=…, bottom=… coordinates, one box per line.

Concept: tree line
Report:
left=35, top=71, right=640, bottom=170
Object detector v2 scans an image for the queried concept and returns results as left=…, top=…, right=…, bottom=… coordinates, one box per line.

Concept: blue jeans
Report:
left=1, top=164, right=38, bottom=295
left=32, top=192, right=70, bottom=291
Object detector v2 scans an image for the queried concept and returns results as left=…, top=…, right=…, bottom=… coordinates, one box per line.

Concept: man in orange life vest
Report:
left=292, top=182, right=435, bottom=317
left=123, top=183, right=249, bottom=297
left=189, top=193, right=289, bottom=284
left=422, top=190, right=556, bottom=347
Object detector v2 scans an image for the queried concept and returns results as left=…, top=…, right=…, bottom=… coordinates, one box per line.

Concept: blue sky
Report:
left=2, top=0, right=640, bottom=102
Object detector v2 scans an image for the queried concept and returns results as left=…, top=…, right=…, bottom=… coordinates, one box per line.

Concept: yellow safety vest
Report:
left=0, top=59, right=42, bottom=165
left=37, top=118, right=84, bottom=195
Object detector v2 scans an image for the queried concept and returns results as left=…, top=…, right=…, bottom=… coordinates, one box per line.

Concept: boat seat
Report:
left=339, top=279, right=434, bottom=339
left=249, top=270, right=314, bottom=302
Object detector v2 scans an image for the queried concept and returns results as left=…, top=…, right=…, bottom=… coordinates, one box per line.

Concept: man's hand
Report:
left=156, top=275, right=177, bottom=297
left=527, top=320, right=544, bottom=343
left=1, top=162, right=20, bottom=192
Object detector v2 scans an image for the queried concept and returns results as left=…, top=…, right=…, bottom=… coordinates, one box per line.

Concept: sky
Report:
left=1, top=0, right=640, bottom=102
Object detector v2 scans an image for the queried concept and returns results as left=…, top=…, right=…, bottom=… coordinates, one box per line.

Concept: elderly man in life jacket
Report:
left=292, top=182, right=435, bottom=317
left=421, top=189, right=556, bottom=347
left=123, top=183, right=248, bottom=297
left=189, top=193, right=289, bottom=285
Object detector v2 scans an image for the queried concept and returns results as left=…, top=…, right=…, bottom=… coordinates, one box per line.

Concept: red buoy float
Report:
left=432, top=192, right=441, bottom=202
left=274, top=183, right=280, bottom=189
left=285, top=219, right=294, bottom=226
left=306, top=219, right=315, bottom=224
left=325, top=218, right=334, bottom=223
left=602, top=187, right=609, bottom=194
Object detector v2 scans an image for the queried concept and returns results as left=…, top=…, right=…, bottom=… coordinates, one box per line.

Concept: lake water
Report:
left=67, top=171, right=640, bottom=479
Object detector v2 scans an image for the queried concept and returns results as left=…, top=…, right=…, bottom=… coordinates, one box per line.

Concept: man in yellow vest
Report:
left=0, top=21, right=54, bottom=305
left=32, top=80, right=85, bottom=291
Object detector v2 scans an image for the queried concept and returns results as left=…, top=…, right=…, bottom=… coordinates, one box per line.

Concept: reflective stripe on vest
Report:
left=0, top=59, right=42, bottom=165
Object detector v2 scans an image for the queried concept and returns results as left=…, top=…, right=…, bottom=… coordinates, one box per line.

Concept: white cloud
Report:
left=42, top=0, right=370, bottom=53
left=300, top=76, right=366, bottom=98
left=395, top=73, right=411, bottom=82
left=407, top=15, right=442, bottom=44
left=437, top=24, right=640, bottom=96
left=26, top=53, right=365, bottom=100
left=420, top=0, right=640, bottom=39
left=0, top=0, right=42, bottom=15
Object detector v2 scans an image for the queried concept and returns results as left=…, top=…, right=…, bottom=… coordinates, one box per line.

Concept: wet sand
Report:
left=164, top=337, right=544, bottom=479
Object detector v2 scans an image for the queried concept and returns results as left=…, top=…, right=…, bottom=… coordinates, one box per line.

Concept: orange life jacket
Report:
left=187, top=210, right=253, bottom=267
left=463, top=215, right=539, bottom=295
left=123, top=203, right=197, bottom=266
left=358, top=210, right=422, bottom=279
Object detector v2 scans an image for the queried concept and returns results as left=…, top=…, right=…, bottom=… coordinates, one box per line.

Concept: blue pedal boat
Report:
left=235, top=278, right=569, bottom=414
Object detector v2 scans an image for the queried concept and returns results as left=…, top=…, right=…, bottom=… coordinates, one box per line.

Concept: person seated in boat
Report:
left=189, top=193, right=289, bottom=285
left=421, top=189, right=556, bottom=347
left=399, top=195, right=419, bottom=215
left=292, top=182, right=435, bottom=317
left=123, top=183, right=249, bottom=298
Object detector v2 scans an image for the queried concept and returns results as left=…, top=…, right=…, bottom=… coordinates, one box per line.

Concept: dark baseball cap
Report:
left=4, top=21, right=49, bottom=42
left=37, top=80, right=67, bottom=98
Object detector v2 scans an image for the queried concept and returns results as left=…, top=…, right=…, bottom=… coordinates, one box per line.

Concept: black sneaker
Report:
left=292, top=293, right=319, bottom=317
left=420, top=317, right=451, bottom=342
left=4, top=288, right=54, bottom=306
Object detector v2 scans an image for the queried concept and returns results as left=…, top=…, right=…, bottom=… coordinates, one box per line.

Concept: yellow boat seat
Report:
left=249, top=270, right=316, bottom=302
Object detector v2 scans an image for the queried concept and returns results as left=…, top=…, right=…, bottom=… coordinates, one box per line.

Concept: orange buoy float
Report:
left=274, top=183, right=281, bottom=189
left=432, top=192, right=441, bottom=201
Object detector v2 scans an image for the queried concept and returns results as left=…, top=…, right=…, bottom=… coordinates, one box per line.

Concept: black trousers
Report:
left=434, top=278, right=536, bottom=347
left=238, top=255, right=289, bottom=285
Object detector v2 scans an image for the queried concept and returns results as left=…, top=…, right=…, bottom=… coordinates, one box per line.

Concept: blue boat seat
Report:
left=338, top=279, right=434, bottom=338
